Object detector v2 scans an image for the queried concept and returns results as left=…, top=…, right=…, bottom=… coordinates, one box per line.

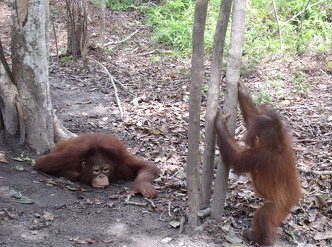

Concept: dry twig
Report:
left=298, top=167, right=332, bottom=175
left=144, top=198, right=156, bottom=208
left=297, top=138, right=332, bottom=143
left=88, top=57, right=124, bottom=120
left=167, top=200, right=173, bottom=218
left=125, top=194, right=147, bottom=206
left=104, top=29, right=140, bottom=47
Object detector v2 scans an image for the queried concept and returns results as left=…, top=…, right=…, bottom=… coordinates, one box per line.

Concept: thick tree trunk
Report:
left=0, top=0, right=75, bottom=152
left=186, top=0, right=208, bottom=228
left=11, top=0, right=54, bottom=153
left=201, top=0, right=233, bottom=210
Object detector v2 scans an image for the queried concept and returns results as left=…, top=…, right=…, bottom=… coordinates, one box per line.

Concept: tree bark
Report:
left=201, top=0, right=233, bottom=210
left=100, top=0, right=106, bottom=46
left=186, top=0, right=208, bottom=228
left=0, top=0, right=76, bottom=152
left=0, top=62, right=20, bottom=139
left=66, top=0, right=88, bottom=61
left=211, top=0, right=247, bottom=219
left=11, top=0, right=54, bottom=153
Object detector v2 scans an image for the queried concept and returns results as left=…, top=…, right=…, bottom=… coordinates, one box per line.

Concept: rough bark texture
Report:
left=66, top=0, right=88, bottom=61
left=211, top=0, right=247, bottom=219
left=0, top=62, right=20, bottom=139
left=186, top=0, right=208, bottom=228
left=201, top=0, right=233, bottom=210
left=53, top=113, right=77, bottom=142
left=11, top=0, right=55, bottom=153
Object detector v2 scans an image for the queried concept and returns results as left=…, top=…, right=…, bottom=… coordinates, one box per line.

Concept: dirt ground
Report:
left=1, top=1, right=331, bottom=246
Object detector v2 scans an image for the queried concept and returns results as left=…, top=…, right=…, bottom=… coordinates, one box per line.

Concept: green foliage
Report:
left=13, top=152, right=31, bottom=162
left=98, top=0, right=331, bottom=57
left=293, top=71, right=310, bottom=96
left=246, top=0, right=332, bottom=57
left=327, top=61, right=332, bottom=70
left=60, top=56, right=73, bottom=62
left=94, top=0, right=135, bottom=10
left=139, top=1, right=195, bottom=53
left=253, top=86, right=272, bottom=105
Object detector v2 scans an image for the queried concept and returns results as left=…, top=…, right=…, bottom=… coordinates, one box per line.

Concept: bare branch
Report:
left=281, top=0, right=324, bottom=28
left=104, top=29, right=140, bottom=47
left=272, top=0, right=283, bottom=51
left=88, top=57, right=124, bottom=120
left=298, top=167, right=332, bottom=175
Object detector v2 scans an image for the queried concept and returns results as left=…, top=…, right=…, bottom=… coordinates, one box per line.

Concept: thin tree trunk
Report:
left=201, top=0, right=233, bottom=210
left=211, top=0, right=247, bottom=219
left=187, top=0, right=208, bottom=228
left=0, top=62, right=20, bottom=139
left=272, top=0, right=283, bottom=51
left=66, top=0, right=88, bottom=61
left=100, top=0, right=106, bottom=46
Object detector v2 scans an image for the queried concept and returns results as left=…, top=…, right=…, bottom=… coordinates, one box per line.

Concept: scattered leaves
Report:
left=8, top=186, right=34, bottom=204
left=15, top=165, right=25, bottom=171
left=0, top=151, right=8, bottom=163
left=43, top=211, right=55, bottom=221
left=13, top=152, right=31, bottom=162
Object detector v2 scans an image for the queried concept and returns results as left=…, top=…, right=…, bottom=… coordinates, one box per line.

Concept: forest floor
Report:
left=0, top=1, right=331, bottom=247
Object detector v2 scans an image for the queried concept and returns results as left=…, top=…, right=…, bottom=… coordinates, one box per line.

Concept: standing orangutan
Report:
left=215, top=82, right=302, bottom=245
left=35, top=133, right=160, bottom=198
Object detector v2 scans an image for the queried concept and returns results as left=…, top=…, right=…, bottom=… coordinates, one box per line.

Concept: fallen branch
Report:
left=137, top=50, right=156, bottom=56
left=144, top=198, right=156, bottom=208
left=297, top=138, right=332, bottom=143
left=88, top=57, right=124, bottom=120
left=298, top=167, right=332, bottom=175
left=167, top=200, right=173, bottom=218
left=159, top=209, right=167, bottom=221
left=104, top=29, right=140, bottom=47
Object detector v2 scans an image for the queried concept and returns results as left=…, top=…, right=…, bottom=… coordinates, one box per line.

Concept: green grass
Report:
left=98, top=0, right=331, bottom=59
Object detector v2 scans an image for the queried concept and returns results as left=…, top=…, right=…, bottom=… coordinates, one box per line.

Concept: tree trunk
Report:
left=66, top=0, right=88, bottom=61
left=11, top=0, right=54, bottom=153
left=211, top=0, right=247, bottom=219
left=201, top=0, right=233, bottom=210
left=0, top=1, right=76, bottom=152
left=186, top=0, right=208, bottom=228
left=100, top=0, right=106, bottom=46
left=0, top=62, right=20, bottom=141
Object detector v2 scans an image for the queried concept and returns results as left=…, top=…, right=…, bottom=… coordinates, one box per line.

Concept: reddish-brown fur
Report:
left=215, top=82, right=302, bottom=245
left=35, top=133, right=160, bottom=198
